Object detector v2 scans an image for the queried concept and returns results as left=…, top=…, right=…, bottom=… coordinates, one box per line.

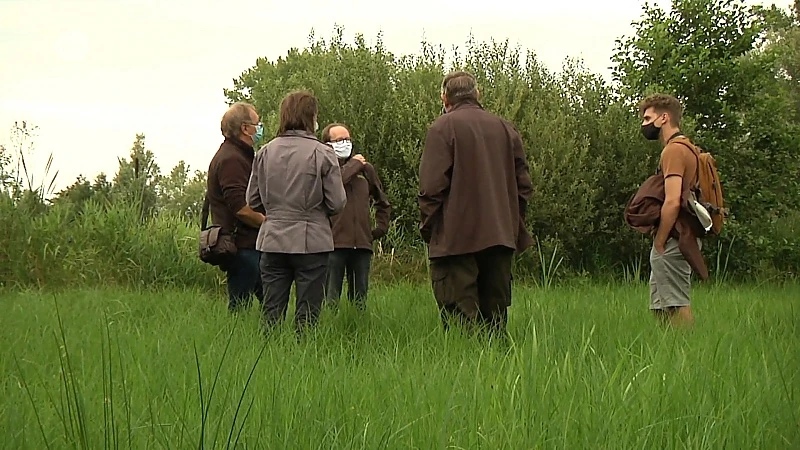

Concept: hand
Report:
left=371, top=228, right=385, bottom=241
left=352, top=154, right=366, bottom=164
left=654, top=240, right=666, bottom=255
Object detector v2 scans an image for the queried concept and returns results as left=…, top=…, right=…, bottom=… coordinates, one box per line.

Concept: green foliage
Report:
left=2, top=1, right=800, bottom=287
left=2, top=284, right=799, bottom=447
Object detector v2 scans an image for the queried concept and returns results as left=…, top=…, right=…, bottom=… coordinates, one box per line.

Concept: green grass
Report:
left=1, top=282, right=798, bottom=449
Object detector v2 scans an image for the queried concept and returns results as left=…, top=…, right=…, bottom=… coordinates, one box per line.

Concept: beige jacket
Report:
left=247, top=130, right=347, bottom=254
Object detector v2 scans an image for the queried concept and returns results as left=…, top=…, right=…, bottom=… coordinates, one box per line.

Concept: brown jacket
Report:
left=418, top=101, right=534, bottom=258
left=246, top=130, right=347, bottom=254
left=207, top=137, right=263, bottom=249
left=330, top=158, right=391, bottom=251
left=624, top=172, right=709, bottom=280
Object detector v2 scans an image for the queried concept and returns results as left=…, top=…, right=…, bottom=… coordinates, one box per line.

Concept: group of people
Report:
left=204, top=70, right=704, bottom=337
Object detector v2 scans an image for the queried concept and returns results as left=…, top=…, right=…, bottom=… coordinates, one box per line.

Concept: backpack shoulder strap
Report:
left=669, top=138, right=701, bottom=190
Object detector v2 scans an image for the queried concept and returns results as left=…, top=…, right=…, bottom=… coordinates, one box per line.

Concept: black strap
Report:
left=201, top=193, right=210, bottom=230
left=200, top=192, right=238, bottom=238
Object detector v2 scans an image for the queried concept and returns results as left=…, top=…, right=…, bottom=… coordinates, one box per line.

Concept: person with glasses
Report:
left=206, top=102, right=266, bottom=312
left=320, top=122, right=391, bottom=310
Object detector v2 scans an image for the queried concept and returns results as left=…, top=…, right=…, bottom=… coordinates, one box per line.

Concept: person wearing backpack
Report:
left=633, top=94, right=709, bottom=327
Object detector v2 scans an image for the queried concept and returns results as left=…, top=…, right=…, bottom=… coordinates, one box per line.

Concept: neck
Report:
left=660, top=126, right=681, bottom=145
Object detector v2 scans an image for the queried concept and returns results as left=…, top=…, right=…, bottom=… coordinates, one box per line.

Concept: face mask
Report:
left=641, top=119, right=662, bottom=141
left=254, top=123, right=263, bottom=143
left=329, top=140, right=352, bottom=159
left=441, top=106, right=447, bottom=115
left=314, top=121, right=319, bottom=133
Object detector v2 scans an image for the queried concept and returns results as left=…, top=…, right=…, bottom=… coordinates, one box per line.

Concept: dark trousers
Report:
left=428, top=245, right=514, bottom=334
left=259, top=252, right=329, bottom=332
left=225, top=248, right=263, bottom=312
left=325, top=249, right=372, bottom=309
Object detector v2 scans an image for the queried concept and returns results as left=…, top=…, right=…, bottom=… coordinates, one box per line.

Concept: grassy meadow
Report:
left=1, top=281, right=798, bottom=449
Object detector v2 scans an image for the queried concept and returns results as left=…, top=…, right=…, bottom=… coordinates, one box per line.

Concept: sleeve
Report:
left=340, top=158, right=363, bottom=184
left=660, top=143, right=687, bottom=180
left=511, top=126, right=533, bottom=216
left=246, top=151, right=263, bottom=213
left=365, top=163, right=391, bottom=237
left=417, top=125, right=453, bottom=243
left=322, top=151, right=347, bottom=216
left=218, top=155, right=250, bottom=214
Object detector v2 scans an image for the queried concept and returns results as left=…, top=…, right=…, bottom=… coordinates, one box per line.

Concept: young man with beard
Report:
left=637, top=93, right=705, bottom=327
left=321, top=123, right=391, bottom=310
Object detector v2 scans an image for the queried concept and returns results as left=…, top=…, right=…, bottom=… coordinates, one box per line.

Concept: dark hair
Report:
left=277, top=90, right=318, bottom=135
left=321, top=122, right=350, bottom=142
left=638, top=93, right=683, bottom=126
left=441, top=71, right=479, bottom=105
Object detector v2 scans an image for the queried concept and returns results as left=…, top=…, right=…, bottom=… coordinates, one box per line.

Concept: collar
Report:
left=279, top=129, right=318, bottom=140
left=666, top=130, right=684, bottom=142
left=224, top=136, right=255, bottom=155
left=449, top=99, right=484, bottom=112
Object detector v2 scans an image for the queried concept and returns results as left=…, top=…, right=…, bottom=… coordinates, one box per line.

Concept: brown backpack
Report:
left=673, top=138, right=726, bottom=236
left=198, top=194, right=238, bottom=267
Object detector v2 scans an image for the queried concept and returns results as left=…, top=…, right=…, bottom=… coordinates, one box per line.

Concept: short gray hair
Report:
left=220, top=102, right=256, bottom=139
left=441, top=71, right=478, bottom=105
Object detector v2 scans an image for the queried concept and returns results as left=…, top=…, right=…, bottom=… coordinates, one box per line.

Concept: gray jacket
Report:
left=247, top=130, right=347, bottom=254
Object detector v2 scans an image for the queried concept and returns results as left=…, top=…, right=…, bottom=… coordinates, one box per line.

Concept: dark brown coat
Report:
left=418, top=101, right=534, bottom=258
left=330, top=158, right=391, bottom=251
left=624, top=173, right=709, bottom=280
left=207, top=137, right=262, bottom=249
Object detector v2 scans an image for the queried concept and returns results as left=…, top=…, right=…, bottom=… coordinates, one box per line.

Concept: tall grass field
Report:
left=1, top=282, right=797, bottom=449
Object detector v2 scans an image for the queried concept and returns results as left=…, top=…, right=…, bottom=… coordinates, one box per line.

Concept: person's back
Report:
left=423, top=104, right=530, bottom=258
left=418, top=71, right=533, bottom=336
left=251, top=131, right=344, bottom=254
left=246, top=90, right=346, bottom=336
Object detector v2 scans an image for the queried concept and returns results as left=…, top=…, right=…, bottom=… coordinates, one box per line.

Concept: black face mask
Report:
left=641, top=120, right=661, bottom=141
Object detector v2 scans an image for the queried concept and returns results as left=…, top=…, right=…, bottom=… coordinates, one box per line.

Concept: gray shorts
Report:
left=649, top=237, right=701, bottom=310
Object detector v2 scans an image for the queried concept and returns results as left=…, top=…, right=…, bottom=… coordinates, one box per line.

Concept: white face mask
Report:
left=329, top=140, right=352, bottom=159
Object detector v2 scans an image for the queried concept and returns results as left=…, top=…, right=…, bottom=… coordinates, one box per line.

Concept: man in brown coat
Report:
left=418, top=71, right=534, bottom=335
left=321, top=122, right=392, bottom=310
left=206, top=102, right=266, bottom=312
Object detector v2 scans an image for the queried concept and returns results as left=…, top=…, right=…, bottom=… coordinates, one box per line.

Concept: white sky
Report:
left=0, top=0, right=791, bottom=192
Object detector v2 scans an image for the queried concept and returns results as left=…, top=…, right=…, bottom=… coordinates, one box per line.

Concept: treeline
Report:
left=1, top=0, right=798, bottom=289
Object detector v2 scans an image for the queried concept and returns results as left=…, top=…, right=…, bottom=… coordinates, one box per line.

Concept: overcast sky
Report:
left=0, top=0, right=791, bottom=192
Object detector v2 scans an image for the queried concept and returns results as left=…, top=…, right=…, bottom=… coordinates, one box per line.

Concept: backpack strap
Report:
left=669, top=138, right=701, bottom=191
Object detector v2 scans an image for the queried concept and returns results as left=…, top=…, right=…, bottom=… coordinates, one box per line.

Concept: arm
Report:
left=655, top=176, right=682, bottom=249
left=511, top=127, right=533, bottom=218
left=654, top=144, right=686, bottom=251
left=322, top=152, right=347, bottom=216
left=417, top=126, right=453, bottom=243
left=365, top=163, right=392, bottom=239
left=246, top=151, right=264, bottom=214
left=340, top=158, right=364, bottom=184
left=219, top=156, right=264, bottom=229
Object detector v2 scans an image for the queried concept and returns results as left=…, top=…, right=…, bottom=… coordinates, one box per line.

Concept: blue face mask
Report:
left=254, top=123, right=264, bottom=143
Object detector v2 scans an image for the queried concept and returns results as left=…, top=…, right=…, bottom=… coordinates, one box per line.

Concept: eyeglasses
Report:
left=329, top=137, right=351, bottom=143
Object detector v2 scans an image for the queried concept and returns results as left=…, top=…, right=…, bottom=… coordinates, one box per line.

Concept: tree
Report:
left=159, top=160, right=206, bottom=223
left=112, top=133, right=161, bottom=220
